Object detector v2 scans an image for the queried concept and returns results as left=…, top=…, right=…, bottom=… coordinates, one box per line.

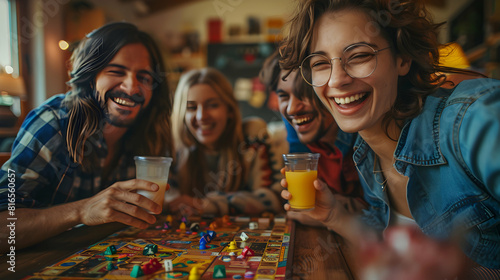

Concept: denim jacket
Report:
left=353, top=78, right=500, bottom=269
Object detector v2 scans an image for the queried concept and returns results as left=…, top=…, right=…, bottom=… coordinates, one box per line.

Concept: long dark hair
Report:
left=63, top=22, right=172, bottom=171
left=279, top=0, right=484, bottom=136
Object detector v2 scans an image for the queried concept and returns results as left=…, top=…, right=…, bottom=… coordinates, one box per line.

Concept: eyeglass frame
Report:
left=299, top=43, right=391, bottom=87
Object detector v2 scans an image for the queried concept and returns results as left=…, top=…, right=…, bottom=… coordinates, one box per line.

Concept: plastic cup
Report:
left=282, top=153, right=320, bottom=211
left=134, top=156, right=173, bottom=213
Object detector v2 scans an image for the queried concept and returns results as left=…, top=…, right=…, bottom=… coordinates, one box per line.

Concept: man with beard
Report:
left=260, top=51, right=365, bottom=223
left=0, top=22, right=172, bottom=252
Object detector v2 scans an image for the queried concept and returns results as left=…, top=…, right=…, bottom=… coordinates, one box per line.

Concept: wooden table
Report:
left=0, top=221, right=357, bottom=280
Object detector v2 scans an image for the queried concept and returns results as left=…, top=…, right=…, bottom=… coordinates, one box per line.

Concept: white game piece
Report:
left=164, top=259, right=173, bottom=272
left=240, top=232, right=249, bottom=241
left=249, top=222, right=258, bottom=230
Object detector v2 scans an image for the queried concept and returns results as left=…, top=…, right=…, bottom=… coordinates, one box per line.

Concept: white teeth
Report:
left=334, top=93, right=365, bottom=105
left=200, top=124, right=212, bottom=130
left=114, top=97, right=135, bottom=107
left=293, top=116, right=313, bottom=125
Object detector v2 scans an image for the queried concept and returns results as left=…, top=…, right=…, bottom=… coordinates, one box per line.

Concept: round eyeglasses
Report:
left=300, top=43, right=391, bottom=87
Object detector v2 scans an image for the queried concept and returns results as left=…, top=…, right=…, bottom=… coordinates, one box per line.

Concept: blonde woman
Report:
left=169, top=67, right=282, bottom=216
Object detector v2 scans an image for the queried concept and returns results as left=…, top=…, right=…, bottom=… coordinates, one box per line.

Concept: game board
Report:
left=22, top=215, right=294, bottom=280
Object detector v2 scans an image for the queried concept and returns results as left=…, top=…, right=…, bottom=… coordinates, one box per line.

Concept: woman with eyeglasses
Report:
left=279, top=0, right=499, bottom=278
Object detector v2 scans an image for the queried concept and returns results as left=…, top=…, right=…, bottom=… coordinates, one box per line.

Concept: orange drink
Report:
left=282, top=153, right=320, bottom=211
left=285, top=170, right=317, bottom=210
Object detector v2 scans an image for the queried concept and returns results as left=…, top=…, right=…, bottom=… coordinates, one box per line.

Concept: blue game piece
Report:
left=203, top=233, right=212, bottom=243
left=207, top=230, right=217, bottom=239
left=199, top=237, right=208, bottom=250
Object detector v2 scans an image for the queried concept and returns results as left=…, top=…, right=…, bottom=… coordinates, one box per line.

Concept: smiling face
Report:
left=278, top=71, right=333, bottom=144
left=185, top=84, right=230, bottom=150
left=310, top=10, right=410, bottom=135
left=95, top=43, right=154, bottom=127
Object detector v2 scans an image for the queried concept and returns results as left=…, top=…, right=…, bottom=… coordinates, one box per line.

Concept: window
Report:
left=0, top=0, right=19, bottom=76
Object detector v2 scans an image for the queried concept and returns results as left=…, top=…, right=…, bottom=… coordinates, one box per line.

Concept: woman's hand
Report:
left=280, top=167, right=350, bottom=232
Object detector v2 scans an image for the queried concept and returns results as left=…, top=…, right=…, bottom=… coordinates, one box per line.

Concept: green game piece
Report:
left=213, top=265, right=226, bottom=278
left=130, top=265, right=144, bottom=278
left=106, top=262, right=115, bottom=271
left=143, top=244, right=158, bottom=255
left=104, top=245, right=116, bottom=255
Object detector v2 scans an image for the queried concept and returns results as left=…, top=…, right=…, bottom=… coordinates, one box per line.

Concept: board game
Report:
left=22, top=215, right=294, bottom=280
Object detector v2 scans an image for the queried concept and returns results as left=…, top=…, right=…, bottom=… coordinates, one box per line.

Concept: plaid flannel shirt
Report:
left=0, top=94, right=135, bottom=210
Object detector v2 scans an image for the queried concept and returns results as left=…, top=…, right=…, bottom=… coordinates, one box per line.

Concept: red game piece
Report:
left=141, top=258, right=162, bottom=275
left=238, top=246, right=255, bottom=258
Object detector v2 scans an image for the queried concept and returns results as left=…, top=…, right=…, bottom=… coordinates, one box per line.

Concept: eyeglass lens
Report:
left=301, top=44, right=379, bottom=87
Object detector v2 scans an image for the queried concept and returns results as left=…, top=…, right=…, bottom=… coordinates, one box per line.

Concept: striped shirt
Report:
left=0, top=94, right=135, bottom=210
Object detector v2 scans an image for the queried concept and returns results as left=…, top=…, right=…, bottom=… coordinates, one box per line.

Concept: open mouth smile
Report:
left=112, top=97, right=137, bottom=107
left=334, top=92, right=368, bottom=105
left=292, top=115, right=314, bottom=126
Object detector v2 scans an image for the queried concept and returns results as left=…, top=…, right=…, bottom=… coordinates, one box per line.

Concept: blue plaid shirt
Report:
left=0, top=94, right=136, bottom=210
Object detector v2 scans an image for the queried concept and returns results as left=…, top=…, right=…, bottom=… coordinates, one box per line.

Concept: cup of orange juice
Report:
left=282, top=153, right=320, bottom=211
left=134, top=156, right=173, bottom=213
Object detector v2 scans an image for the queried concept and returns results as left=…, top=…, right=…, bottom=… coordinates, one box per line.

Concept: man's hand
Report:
left=78, top=179, right=163, bottom=229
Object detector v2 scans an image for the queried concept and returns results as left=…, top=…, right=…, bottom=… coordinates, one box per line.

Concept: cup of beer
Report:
left=282, top=153, right=320, bottom=211
left=134, top=156, right=173, bottom=213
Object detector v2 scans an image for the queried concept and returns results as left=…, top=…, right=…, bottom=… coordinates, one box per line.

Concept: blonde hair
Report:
left=172, top=68, right=246, bottom=196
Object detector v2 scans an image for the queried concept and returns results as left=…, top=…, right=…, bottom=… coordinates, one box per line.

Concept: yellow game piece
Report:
left=166, top=215, right=173, bottom=223
left=188, top=266, right=201, bottom=280
left=179, top=222, right=186, bottom=230
left=228, top=241, right=238, bottom=250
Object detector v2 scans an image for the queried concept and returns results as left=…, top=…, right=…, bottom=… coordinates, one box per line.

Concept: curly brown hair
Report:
left=279, top=0, right=483, bottom=136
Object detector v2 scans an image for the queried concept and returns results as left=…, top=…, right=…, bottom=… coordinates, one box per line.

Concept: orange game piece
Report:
left=209, top=221, right=218, bottom=230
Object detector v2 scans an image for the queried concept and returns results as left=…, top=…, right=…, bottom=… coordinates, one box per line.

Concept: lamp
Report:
left=438, top=42, right=470, bottom=69
left=0, top=73, right=26, bottom=127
